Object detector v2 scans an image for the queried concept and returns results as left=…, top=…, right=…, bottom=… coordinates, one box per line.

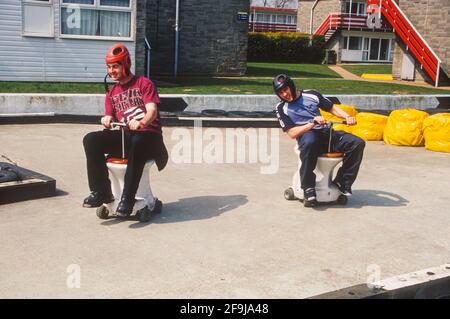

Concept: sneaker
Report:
left=340, top=187, right=352, bottom=196
left=303, top=188, right=317, bottom=207
left=116, top=197, right=135, bottom=217
left=83, top=191, right=114, bottom=208
left=334, top=181, right=352, bottom=197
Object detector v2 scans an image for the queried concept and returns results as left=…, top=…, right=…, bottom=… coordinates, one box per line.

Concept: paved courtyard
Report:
left=0, top=123, right=449, bottom=298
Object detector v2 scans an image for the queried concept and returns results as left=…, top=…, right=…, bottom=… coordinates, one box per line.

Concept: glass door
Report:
left=379, top=39, right=390, bottom=61
left=369, top=38, right=380, bottom=60
left=367, top=38, right=392, bottom=61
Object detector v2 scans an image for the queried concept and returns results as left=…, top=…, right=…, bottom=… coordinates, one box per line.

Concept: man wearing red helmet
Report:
left=82, top=43, right=168, bottom=216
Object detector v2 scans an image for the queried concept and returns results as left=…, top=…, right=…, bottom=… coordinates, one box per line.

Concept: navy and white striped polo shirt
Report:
left=275, top=89, right=333, bottom=132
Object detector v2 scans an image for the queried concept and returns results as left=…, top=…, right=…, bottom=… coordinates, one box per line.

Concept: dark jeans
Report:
left=83, top=129, right=165, bottom=200
left=297, top=129, right=365, bottom=190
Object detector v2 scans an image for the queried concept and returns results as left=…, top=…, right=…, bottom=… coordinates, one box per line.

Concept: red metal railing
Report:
left=367, top=0, right=441, bottom=85
left=315, top=15, right=331, bottom=36
left=315, top=13, right=390, bottom=36
left=249, top=22, right=297, bottom=32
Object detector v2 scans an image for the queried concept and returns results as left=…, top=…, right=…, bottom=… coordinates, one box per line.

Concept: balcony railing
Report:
left=316, top=13, right=391, bottom=35
left=249, top=22, right=297, bottom=33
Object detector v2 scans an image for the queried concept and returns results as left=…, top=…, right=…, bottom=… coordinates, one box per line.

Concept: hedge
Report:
left=247, top=32, right=326, bottom=64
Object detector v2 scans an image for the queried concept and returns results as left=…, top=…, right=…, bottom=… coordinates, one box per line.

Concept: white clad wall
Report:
left=0, top=0, right=135, bottom=82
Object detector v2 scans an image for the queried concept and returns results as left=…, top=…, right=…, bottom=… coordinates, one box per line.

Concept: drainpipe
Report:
left=309, top=0, right=320, bottom=46
left=174, top=0, right=180, bottom=77
left=310, top=0, right=320, bottom=35
left=348, top=0, right=352, bottom=30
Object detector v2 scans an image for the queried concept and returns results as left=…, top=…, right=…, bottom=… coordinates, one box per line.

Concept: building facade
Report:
left=0, top=0, right=249, bottom=82
left=249, top=2, right=298, bottom=33
left=299, top=0, right=395, bottom=64
left=302, top=0, right=449, bottom=85
left=0, top=0, right=138, bottom=82
left=144, top=0, right=249, bottom=76
left=391, top=0, right=450, bottom=84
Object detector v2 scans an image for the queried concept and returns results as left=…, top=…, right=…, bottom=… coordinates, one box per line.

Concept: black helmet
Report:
left=273, top=74, right=297, bottom=102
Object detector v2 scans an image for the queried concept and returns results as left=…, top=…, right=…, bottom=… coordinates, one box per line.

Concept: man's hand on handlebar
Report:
left=101, top=115, right=113, bottom=129
left=128, top=118, right=141, bottom=131
left=313, top=116, right=327, bottom=126
left=345, top=116, right=357, bottom=126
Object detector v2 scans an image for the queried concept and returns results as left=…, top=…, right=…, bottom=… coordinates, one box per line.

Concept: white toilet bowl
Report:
left=285, top=144, right=347, bottom=205
left=96, top=157, right=160, bottom=220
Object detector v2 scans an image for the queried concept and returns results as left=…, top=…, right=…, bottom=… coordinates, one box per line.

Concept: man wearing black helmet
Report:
left=273, top=74, right=365, bottom=207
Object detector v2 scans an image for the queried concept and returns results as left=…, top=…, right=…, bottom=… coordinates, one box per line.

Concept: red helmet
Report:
left=105, top=43, right=131, bottom=74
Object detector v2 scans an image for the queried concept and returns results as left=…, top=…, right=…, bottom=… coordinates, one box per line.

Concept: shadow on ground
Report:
left=312, top=189, right=408, bottom=212
left=100, top=195, right=248, bottom=228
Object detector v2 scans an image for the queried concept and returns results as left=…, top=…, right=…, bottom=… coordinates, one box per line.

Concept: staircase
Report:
left=314, top=14, right=338, bottom=42
left=367, top=0, right=443, bottom=86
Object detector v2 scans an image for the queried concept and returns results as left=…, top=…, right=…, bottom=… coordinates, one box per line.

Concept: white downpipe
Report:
left=379, top=0, right=382, bottom=21
left=310, top=0, right=320, bottom=35
left=174, top=0, right=180, bottom=77
left=253, top=8, right=256, bottom=32
left=144, top=37, right=151, bottom=79
left=348, top=0, right=352, bottom=30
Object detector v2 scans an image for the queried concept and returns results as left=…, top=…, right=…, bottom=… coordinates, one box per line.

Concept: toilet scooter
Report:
left=284, top=120, right=349, bottom=206
left=96, top=122, right=162, bottom=222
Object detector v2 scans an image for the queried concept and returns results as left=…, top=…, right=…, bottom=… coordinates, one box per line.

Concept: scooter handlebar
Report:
left=327, top=120, right=347, bottom=125
left=110, top=122, right=127, bottom=128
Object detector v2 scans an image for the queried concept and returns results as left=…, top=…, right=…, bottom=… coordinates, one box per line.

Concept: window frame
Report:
left=59, top=0, right=135, bottom=41
left=22, top=0, right=55, bottom=38
left=348, top=36, right=362, bottom=50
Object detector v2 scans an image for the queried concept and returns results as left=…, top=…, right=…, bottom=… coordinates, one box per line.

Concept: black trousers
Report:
left=297, top=129, right=365, bottom=190
left=83, top=129, right=165, bottom=200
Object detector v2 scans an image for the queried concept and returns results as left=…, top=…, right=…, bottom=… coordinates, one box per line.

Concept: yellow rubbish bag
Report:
left=383, top=109, right=429, bottom=146
left=352, top=112, right=388, bottom=141
left=320, top=104, right=357, bottom=133
left=423, top=113, right=450, bottom=153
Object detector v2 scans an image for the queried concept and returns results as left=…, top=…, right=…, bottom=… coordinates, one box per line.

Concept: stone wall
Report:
left=134, top=0, right=147, bottom=76
left=393, top=0, right=450, bottom=83
left=142, top=0, right=249, bottom=76
left=297, top=0, right=341, bottom=34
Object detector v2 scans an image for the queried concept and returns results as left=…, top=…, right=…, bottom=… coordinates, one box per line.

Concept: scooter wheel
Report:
left=337, top=195, right=348, bottom=205
left=137, top=207, right=152, bottom=223
left=284, top=188, right=296, bottom=200
left=96, top=206, right=109, bottom=219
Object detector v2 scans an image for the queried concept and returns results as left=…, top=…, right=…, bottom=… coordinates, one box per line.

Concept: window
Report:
left=358, top=2, right=366, bottom=16
left=22, top=0, right=54, bottom=37
left=287, top=15, right=296, bottom=25
left=60, top=0, right=132, bottom=39
left=345, top=1, right=366, bottom=15
left=348, top=36, right=362, bottom=50
left=276, top=15, right=287, bottom=24
left=256, top=13, right=270, bottom=23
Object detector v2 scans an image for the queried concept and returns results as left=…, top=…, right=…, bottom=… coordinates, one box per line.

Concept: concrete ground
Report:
left=0, top=123, right=449, bottom=299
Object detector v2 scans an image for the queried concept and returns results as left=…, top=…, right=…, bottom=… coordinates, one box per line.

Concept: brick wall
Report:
left=297, top=0, right=341, bottom=34
left=134, top=0, right=146, bottom=76
left=143, top=0, right=249, bottom=76
left=393, top=0, right=450, bottom=82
